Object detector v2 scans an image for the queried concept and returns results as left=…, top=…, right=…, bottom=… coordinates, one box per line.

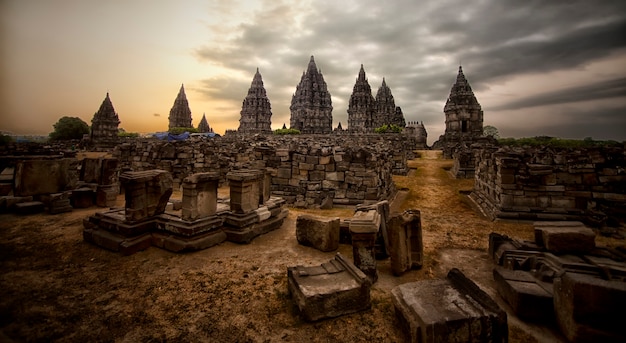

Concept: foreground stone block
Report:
left=227, top=169, right=262, bottom=214
left=534, top=221, right=595, bottom=254
left=14, top=158, right=78, bottom=196
left=181, top=172, right=219, bottom=221
left=120, top=170, right=173, bottom=222
left=296, top=214, right=340, bottom=252
left=349, top=209, right=381, bottom=283
left=493, top=267, right=554, bottom=321
left=554, top=272, right=626, bottom=343
left=14, top=201, right=45, bottom=215
left=288, top=253, right=371, bottom=321
left=392, top=268, right=508, bottom=343
left=387, top=210, right=423, bottom=276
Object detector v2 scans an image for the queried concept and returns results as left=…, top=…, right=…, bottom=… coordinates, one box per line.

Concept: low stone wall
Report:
left=471, top=145, right=626, bottom=224
left=112, top=134, right=410, bottom=207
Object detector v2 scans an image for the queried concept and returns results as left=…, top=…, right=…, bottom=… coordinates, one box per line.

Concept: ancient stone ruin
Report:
left=90, top=92, right=120, bottom=148
left=374, top=78, right=405, bottom=129
left=404, top=121, right=428, bottom=149
left=197, top=113, right=213, bottom=133
left=168, top=84, right=192, bottom=129
left=238, top=68, right=273, bottom=134
left=290, top=56, right=333, bottom=134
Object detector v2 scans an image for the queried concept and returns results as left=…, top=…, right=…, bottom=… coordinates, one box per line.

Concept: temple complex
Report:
left=289, top=56, right=333, bottom=134
left=90, top=92, right=120, bottom=147
left=197, top=113, right=212, bottom=133
left=168, top=84, right=192, bottom=129
left=238, top=68, right=273, bottom=134
left=347, top=65, right=376, bottom=133
left=433, top=66, right=484, bottom=157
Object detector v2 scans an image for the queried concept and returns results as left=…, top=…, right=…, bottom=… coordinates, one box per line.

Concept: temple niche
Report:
left=197, top=113, right=213, bottom=133
left=347, top=65, right=376, bottom=133
left=90, top=92, right=120, bottom=148
left=289, top=56, right=333, bottom=134
left=168, top=84, right=192, bottom=129
left=238, top=68, right=272, bottom=134
left=433, top=66, right=485, bottom=157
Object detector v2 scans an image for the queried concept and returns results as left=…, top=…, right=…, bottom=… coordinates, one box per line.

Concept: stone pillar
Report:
left=388, top=210, right=423, bottom=276
left=349, top=209, right=381, bottom=283
left=227, top=169, right=263, bottom=214
left=100, top=158, right=119, bottom=185
left=120, top=170, right=173, bottom=222
left=260, top=168, right=271, bottom=205
left=181, top=172, right=219, bottom=221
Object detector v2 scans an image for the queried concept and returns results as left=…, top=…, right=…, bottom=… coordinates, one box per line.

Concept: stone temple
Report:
left=289, top=56, right=333, bottom=134
left=197, top=113, right=213, bottom=133
left=238, top=68, right=272, bottom=134
left=168, top=84, right=192, bottom=129
left=433, top=66, right=484, bottom=156
left=347, top=65, right=406, bottom=132
left=90, top=92, right=120, bottom=147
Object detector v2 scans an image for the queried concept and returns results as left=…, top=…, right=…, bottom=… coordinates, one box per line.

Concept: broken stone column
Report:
left=296, top=214, right=340, bottom=252
left=288, top=253, right=371, bottom=321
left=181, top=172, right=219, bottom=221
left=534, top=221, right=596, bottom=254
left=356, top=200, right=390, bottom=258
left=227, top=169, right=262, bottom=213
left=392, top=268, right=508, bottom=343
left=120, top=170, right=173, bottom=222
left=387, top=210, right=423, bottom=276
left=349, top=209, right=381, bottom=283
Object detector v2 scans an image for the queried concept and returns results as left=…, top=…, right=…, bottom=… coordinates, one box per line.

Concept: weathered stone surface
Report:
left=14, top=201, right=45, bottom=215
left=72, top=187, right=94, bottom=208
left=181, top=172, right=219, bottom=221
left=387, top=210, right=423, bottom=276
left=290, top=56, right=333, bottom=134
left=14, top=158, right=78, bottom=196
left=554, top=272, right=626, bottom=343
left=238, top=69, right=272, bottom=134
left=152, top=230, right=227, bottom=253
left=296, top=214, right=340, bottom=252
left=392, top=268, right=508, bottom=343
left=288, top=253, right=371, bottom=321
left=120, top=170, right=173, bottom=222
left=493, top=267, right=553, bottom=321
left=534, top=221, right=595, bottom=254
left=227, top=169, right=262, bottom=214
left=349, top=209, right=380, bottom=283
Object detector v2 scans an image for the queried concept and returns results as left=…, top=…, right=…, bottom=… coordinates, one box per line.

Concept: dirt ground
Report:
left=1, top=150, right=623, bottom=342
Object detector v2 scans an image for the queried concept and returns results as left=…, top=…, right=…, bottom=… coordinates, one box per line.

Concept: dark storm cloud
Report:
left=193, top=0, right=626, bottom=139
left=492, top=78, right=626, bottom=111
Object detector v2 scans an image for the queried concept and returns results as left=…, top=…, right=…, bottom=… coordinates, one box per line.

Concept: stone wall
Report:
left=471, top=145, right=626, bottom=224
left=112, top=134, right=411, bottom=207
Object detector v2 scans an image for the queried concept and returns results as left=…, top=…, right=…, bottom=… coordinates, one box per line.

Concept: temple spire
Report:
left=238, top=68, right=272, bottom=134
left=168, top=83, right=192, bottom=129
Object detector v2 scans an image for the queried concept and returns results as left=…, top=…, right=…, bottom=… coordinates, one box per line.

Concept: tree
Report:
left=483, top=125, right=500, bottom=139
left=49, top=116, right=90, bottom=140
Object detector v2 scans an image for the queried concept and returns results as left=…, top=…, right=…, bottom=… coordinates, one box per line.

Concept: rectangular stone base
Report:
left=152, top=230, right=227, bottom=253
left=88, top=209, right=155, bottom=236
left=392, top=268, right=508, bottom=343
left=288, top=253, right=371, bottom=321
left=224, top=208, right=288, bottom=243
left=493, top=267, right=554, bottom=321
left=156, top=213, right=224, bottom=236
left=83, top=225, right=152, bottom=255
left=15, top=201, right=45, bottom=215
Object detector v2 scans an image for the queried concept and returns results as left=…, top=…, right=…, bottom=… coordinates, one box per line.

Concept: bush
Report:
left=118, top=131, right=139, bottom=138
left=374, top=124, right=402, bottom=133
left=169, top=127, right=198, bottom=135
left=273, top=128, right=301, bottom=135
left=49, top=116, right=90, bottom=141
left=0, top=134, right=13, bottom=145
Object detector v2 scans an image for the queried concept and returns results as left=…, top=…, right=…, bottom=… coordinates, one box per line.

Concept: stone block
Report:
left=14, top=201, right=45, bottom=215
left=14, top=158, right=78, bottom=196
left=296, top=214, right=340, bottom=252
left=392, top=269, right=508, bottom=343
left=554, top=272, right=626, bottom=343
left=121, top=170, right=173, bottom=222
left=493, top=267, right=554, bottom=321
left=227, top=169, right=262, bottom=214
left=72, top=188, right=94, bottom=208
left=534, top=221, right=595, bottom=254
left=181, top=172, right=219, bottom=221
left=349, top=209, right=380, bottom=282
left=387, top=210, right=423, bottom=276
left=96, top=185, right=118, bottom=207
left=288, top=253, right=371, bottom=321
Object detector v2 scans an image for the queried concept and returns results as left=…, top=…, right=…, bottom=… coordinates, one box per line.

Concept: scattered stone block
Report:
left=387, top=210, right=423, bottom=276
left=0, top=196, right=33, bottom=212
left=120, top=170, right=173, bottom=222
left=14, top=201, right=45, bottom=215
left=356, top=200, right=390, bottom=258
left=534, top=221, right=595, bottom=254
left=296, top=214, right=340, bottom=252
left=181, top=172, right=219, bottom=221
left=554, top=272, right=626, bottom=343
left=288, top=253, right=371, bottom=321
left=41, top=191, right=73, bottom=214
left=493, top=267, right=554, bottom=321
left=227, top=169, right=262, bottom=214
left=349, top=209, right=380, bottom=283
left=72, top=187, right=94, bottom=208
left=14, top=158, right=78, bottom=196
left=392, top=268, right=508, bottom=343
left=96, top=185, right=118, bottom=207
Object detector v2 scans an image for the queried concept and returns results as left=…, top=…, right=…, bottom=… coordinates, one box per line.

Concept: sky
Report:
left=1, top=0, right=625, bottom=144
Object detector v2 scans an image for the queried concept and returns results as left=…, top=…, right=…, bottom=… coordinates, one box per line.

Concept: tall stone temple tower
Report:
left=238, top=68, right=272, bottom=134
left=197, top=113, right=212, bottom=133
left=90, top=92, right=120, bottom=147
left=168, top=84, right=192, bottom=129
left=347, top=65, right=376, bottom=133
left=374, top=78, right=405, bottom=128
left=289, top=56, right=333, bottom=134
left=405, top=121, right=428, bottom=149
left=434, top=66, right=484, bottom=157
